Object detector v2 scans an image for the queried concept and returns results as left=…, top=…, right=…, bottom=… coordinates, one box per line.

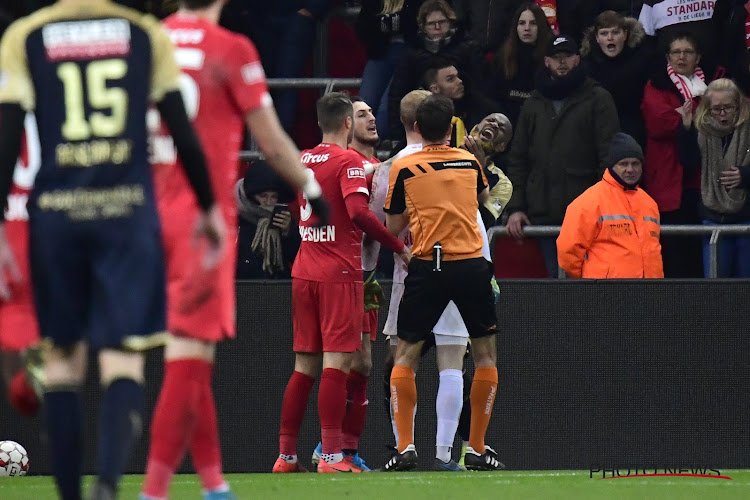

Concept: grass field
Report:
left=1, top=470, right=749, bottom=499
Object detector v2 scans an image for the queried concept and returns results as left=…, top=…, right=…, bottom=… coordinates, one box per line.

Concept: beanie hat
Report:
left=606, top=133, right=643, bottom=168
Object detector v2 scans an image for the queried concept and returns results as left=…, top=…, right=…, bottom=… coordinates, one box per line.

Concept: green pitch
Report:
left=1, top=471, right=749, bottom=499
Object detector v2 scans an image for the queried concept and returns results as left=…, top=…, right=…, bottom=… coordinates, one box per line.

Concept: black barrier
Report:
left=2, top=280, right=749, bottom=475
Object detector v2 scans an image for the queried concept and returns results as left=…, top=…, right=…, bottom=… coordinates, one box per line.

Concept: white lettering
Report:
left=347, top=167, right=366, bottom=179
left=299, top=225, right=336, bottom=242
left=4, top=193, right=29, bottom=221
left=300, top=152, right=330, bottom=165
left=167, top=28, right=205, bottom=45
left=149, top=135, right=177, bottom=165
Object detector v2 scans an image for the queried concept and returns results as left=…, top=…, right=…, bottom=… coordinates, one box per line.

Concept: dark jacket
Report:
left=581, top=16, right=651, bottom=148
left=482, top=42, right=543, bottom=126
left=355, top=0, right=424, bottom=59
left=506, top=67, right=620, bottom=224
left=455, top=0, right=507, bottom=52
left=720, top=1, right=750, bottom=93
left=387, top=27, right=483, bottom=139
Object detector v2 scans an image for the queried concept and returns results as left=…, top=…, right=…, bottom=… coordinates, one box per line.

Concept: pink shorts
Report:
left=0, top=221, right=39, bottom=352
left=362, top=309, right=379, bottom=342
left=160, top=205, right=236, bottom=342
left=292, top=279, right=362, bottom=353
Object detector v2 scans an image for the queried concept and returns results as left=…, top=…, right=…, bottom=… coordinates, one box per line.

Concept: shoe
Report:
left=311, top=442, right=322, bottom=467
left=344, top=453, right=371, bottom=471
left=88, top=480, right=115, bottom=500
left=433, top=458, right=466, bottom=471
left=202, top=490, right=238, bottom=500
left=463, top=446, right=505, bottom=471
left=317, top=459, right=362, bottom=473
left=458, top=444, right=467, bottom=467
left=272, top=457, right=308, bottom=473
left=382, top=444, right=418, bottom=472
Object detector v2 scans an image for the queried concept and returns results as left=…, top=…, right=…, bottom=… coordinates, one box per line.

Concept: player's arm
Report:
left=346, top=192, right=404, bottom=255
left=385, top=212, right=409, bottom=238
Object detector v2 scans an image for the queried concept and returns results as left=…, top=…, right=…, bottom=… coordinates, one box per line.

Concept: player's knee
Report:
left=294, top=352, right=322, bottom=377
left=470, top=336, right=497, bottom=367
left=393, top=340, right=421, bottom=370
left=98, top=349, right=145, bottom=387
left=164, top=334, right=215, bottom=361
left=352, top=353, right=372, bottom=376
left=322, top=351, right=352, bottom=372
left=45, top=343, right=87, bottom=389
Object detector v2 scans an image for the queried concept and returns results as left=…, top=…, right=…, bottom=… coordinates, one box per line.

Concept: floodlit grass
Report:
left=1, top=470, right=749, bottom=499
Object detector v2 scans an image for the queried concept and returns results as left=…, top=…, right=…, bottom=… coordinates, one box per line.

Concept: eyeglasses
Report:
left=710, top=105, right=737, bottom=115
left=425, top=19, right=449, bottom=29
left=669, top=49, right=696, bottom=57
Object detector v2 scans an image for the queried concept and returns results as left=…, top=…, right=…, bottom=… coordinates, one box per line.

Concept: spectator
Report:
left=453, top=0, right=508, bottom=52
left=387, top=0, right=482, bottom=142
left=355, top=0, right=425, bottom=138
left=557, top=133, right=664, bottom=278
left=638, top=0, right=730, bottom=77
left=483, top=2, right=554, bottom=126
left=581, top=10, right=651, bottom=147
left=423, top=59, right=500, bottom=146
left=693, top=78, right=750, bottom=277
left=641, top=31, right=706, bottom=277
left=235, top=161, right=300, bottom=279
left=719, top=0, right=750, bottom=94
left=505, top=34, right=619, bottom=277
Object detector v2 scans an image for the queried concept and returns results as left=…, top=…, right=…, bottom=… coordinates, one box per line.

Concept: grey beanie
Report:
left=606, top=133, right=644, bottom=168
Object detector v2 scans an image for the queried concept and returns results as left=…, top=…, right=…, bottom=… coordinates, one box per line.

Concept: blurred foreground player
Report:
left=142, top=1, right=327, bottom=499
left=0, top=1, right=225, bottom=499
left=275, top=92, right=409, bottom=473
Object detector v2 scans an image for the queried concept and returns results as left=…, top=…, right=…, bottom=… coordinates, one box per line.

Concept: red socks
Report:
left=318, top=368, right=348, bottom=455
left=189, top=363, right=225, bottom=490
left=341, top=370, right=369, bottom=450
left=279, top=371, right=315, bottom=456
left=8, top=370, right=39, bottom=417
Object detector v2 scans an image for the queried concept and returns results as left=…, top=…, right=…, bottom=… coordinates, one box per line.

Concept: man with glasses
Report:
left=505, top=35, right=619, bottom=278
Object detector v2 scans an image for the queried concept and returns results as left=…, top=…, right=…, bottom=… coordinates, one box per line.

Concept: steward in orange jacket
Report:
left=557, top=133, right=663, bottom=278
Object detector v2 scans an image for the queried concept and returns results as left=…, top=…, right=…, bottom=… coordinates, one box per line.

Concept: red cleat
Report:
left=317, top=459, right=362, bottom=473
left=272, top=457, right=308, bottom=473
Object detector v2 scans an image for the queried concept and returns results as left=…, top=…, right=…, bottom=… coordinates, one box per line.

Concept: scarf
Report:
left=535, top=64, right=586, bottom=101
left=422, top=28, right=455, bottom=53
left=667, top=62, right=706, bottom=102
left=697, top=118, right=750, bottom=214
left=235, top=180, right=287, bottom=274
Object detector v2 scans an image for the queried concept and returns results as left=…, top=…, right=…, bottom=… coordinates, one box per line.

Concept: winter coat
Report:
left=355, top=0, right=424, bottom=59
left=482, top=42, right=542, bottom=126
left=640, top=65, right=704, bottom=212
left=387, top=27, right=483, bottom=139
left=557, top=169, right=664, bottom=278
left=720, top=1, right=750, bottom=93
left=506, top=70, right=620, bottom=224
left=581, top=16, right=651, bottom=148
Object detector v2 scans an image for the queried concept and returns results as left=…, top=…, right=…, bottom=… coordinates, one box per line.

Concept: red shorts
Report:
left=0, top=221, right=39, bottom=352
left=292, top=279, right=363, bottom=352
left=160, top=203, right=236, bottom=342
left=362, top=309, right=379, bottom=342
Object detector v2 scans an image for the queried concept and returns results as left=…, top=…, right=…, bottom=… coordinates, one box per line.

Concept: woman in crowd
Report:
left=483, top=3, right=553, bottom=126
left=355, top=0, right=424, bottom=137
left=693, top=78, right=750, bottom=277
left=581, top=10, right=651, bottom=148
left=386, top=0, right=482, bottom=140
left=235, top=161, right=301, bottom=279
left=641, top=32, right=709, bottom=277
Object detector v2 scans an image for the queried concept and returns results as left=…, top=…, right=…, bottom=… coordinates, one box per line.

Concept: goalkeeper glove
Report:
left=364, top=270, right=385, bottom=311
left=491, top=276, right=500, bottom=305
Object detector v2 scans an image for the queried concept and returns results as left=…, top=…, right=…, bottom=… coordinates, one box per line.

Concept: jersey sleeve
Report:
left=145, top=15, right=180, bottom=102
left=384, top=159, right=407, bottom=214
left=225, top=36, right=271, bottom=115
left=476, top=159, right=488, bottom=193
left=0, top=22, right=36, bottom=111
left=339, top=152, right=369, bottom=199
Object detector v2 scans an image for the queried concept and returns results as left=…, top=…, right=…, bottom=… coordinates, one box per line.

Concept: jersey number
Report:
left=57, top=59, right=128, bottom=141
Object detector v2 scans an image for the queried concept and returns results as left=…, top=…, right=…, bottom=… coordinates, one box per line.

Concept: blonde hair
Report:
left=381, top=0, right=405, bottom=15
left=694, top=78, right=750, bottom=131
left=400, top=90, right=431, bottom=131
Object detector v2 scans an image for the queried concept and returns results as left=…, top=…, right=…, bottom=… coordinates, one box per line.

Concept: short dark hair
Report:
left=416, top=94, right=454, bottom=142
left=350, top=95, right=365, bottom=103
left=182, top=0, right=216, bottom=9
left=422, top=58, right=456, bottom=88
left=316, top=92, right=353, bottom=133
left=665, top=31, right=701, bottom=56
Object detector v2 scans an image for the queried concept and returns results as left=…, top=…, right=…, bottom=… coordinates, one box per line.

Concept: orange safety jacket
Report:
left=557, top=170, right=664, bottom=278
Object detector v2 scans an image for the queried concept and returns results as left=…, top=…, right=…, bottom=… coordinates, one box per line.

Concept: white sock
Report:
left=436, top=369, right=463, bottom=462
left=389, top=396, right=399, bottom=445
left=322, top=452, right=343, bottom=464
left=279, top=454, right=297, bottom=463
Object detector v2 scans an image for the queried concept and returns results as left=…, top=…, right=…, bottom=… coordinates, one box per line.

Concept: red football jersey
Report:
left=292, top=143, right=369, bottom=283
left=151, top=13, right=271, bottom=219
left=349, top=148, right=379, bottom=195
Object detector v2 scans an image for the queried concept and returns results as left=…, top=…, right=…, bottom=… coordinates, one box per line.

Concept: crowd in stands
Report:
left=6, top=0, right=750, bottom=279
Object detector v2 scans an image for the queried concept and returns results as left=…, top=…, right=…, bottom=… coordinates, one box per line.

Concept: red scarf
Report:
left=536, top=0, right=559, bottom=35
left=745, top=1, right=750, bottom=50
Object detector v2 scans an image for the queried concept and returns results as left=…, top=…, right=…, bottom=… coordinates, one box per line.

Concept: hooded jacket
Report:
left=557, top=169, right=663, bottom=278
left=506, top=68, right=620, bottom=224
left=581, top=16, right=651, bottom=147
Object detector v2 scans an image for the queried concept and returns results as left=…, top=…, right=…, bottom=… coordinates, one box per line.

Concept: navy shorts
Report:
left=29, top=212, right=166, bottom=350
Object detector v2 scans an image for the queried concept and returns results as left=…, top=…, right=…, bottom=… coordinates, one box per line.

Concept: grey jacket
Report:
left=506, top=76, right=619, bottom=224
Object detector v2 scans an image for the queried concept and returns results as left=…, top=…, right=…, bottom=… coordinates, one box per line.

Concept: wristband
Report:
left=302, top=169, right=322, bottom=200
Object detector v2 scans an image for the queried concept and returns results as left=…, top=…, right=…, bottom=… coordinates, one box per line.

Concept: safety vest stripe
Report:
left=598, top=215, right=635, bottom=223
left=643, top=216, right=660, bottom=224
